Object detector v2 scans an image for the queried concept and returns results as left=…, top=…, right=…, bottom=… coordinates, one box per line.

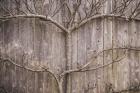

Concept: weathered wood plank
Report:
left=112, top=19, right=129, bottom=92
left=128, top=20, right=140, bottom=93
left=103, top=18, right=113, bottom=93
left=96, top=18, right=104, bottom=93
left=85, top=19, right=97, bottom=93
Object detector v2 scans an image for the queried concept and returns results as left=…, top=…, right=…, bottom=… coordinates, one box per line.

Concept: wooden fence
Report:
left=0, top=17, right=140, bottom=93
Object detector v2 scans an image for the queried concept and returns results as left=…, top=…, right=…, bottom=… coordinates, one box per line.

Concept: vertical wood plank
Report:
left=96, top=18, right=104, bottom=93
left=128, top=20, right=140, bottom=93
left=77, top=24, right=87, bottom=93
left=112, top=19, right=129, bottom=92
left=103, top=18, right=113, bottom=92
left=87, top=19, right=97, bottom=93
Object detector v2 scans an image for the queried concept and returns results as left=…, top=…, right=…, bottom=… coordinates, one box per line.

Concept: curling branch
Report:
left=0, top=56, right=63, bottom=93
left=70, top=14, right=140, bottom=32
left=0, top=14, right=69, bottom=33
left=60, top=47, right=140, bottom=76
left=129, top=1, right=140, bottom=18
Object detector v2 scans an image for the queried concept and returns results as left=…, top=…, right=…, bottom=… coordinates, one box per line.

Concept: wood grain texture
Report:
left=1, top=18, right=140, bottom=93
left=1, top=0, right=140, bottom=93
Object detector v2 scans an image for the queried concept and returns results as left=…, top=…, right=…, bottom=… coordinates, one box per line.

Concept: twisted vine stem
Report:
left=1, top=47, right=140, bottom=93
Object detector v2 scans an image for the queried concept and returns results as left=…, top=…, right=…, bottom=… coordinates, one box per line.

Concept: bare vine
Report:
left=0, top=0, right=140, bottom=93
left=0, top=47, right=140, bottom=93
left=0, top=55, right=63, bottom=93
